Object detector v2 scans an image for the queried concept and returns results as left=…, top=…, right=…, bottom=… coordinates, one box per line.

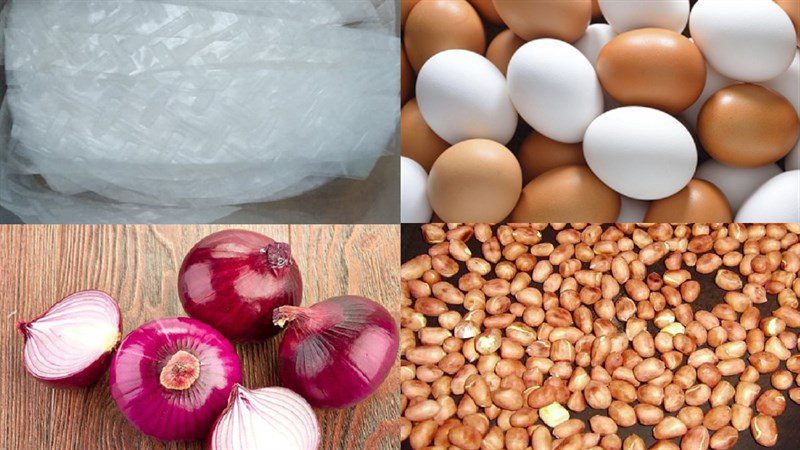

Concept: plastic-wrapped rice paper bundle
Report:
left=0, top=0, right=399, bottom=223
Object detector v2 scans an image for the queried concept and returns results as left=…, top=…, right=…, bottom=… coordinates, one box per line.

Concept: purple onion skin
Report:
left=277, top=295, right=399, bottom=409
left=178, top=230, right=303, bottom=341
left=110, top=317, right=242, bottom=441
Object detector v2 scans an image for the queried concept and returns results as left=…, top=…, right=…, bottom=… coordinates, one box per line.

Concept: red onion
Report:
left=109, top=317, right=242, bottom=441
left=178, top=229, right=303, bottom=341
left=209, top=385, right=320, bottom=450
left=17, top=290, right=121, bottom=387
left=274, top=295, right=399, bottom=409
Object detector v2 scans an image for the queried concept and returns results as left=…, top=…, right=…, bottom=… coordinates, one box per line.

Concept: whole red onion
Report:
left=109, top=317, right=242, bottom=441
left=178, top=229, right=303, bottom=341
left=274, top=295, right=399, bottom=408
left=18, top=290, right=122, bottom=387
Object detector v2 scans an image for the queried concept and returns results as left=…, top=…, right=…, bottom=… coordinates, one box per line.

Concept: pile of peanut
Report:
left=400, top=223, right=800, bottom=450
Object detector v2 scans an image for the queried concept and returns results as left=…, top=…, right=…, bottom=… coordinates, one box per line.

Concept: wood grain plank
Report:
left=0, top=225, right=399, bottom=450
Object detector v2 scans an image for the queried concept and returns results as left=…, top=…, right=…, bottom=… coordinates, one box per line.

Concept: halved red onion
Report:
left=18, top=290, right=122, bottom=387
left=209, top=385, right=320, bottom=450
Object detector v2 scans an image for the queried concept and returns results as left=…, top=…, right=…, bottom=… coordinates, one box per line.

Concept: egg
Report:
left=416, top=50, right=518, bottom=145
left=401, top=0, right=422, bottom=28
left=645, top=179, right=732, bottom=222
left=618, top=196, right=650, bottom=223
left=507, top=39, right=603, bottom=144
left=574, top=24, right=617, bottom=68
left=591, top=0, right=602, bottom=19
left=517, top=132, right=586, bottom=184
left=775, top=0, right=800, bottom=45
left=736, top=171, right=800, bottom=222
left=596, top=28, right=706, bottom=114
left=583, top=106, right=697, bottom=200
left=695, top=160, right=783, bottom=213
left=486, top=29, right=526, bottom=76
left=698, top=84, right=800, bottom=167
left=690, top=0, right=796, bottom=82
left=467, top=0, right=504, bottom=25
left=680, top=61, right=736, bottom=131
left=428, top=139, right=522, bottom=222
left=599, top=0, right=689, bottom=34
left=761, top=49, right=800, bottom=117
left=401, top=46, right=414, bottom=105
left=400, top=99, right=449, bottom=172
left=404, top=0, right=486, bottom=72
left=401, top=157, right=433, bottom=223
left=493, top=0, right=592, bottom=43
left=509, top=165, right=620, bottom=222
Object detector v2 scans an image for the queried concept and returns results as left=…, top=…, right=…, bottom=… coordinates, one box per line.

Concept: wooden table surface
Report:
left=0, top=224, right=401, bottom=450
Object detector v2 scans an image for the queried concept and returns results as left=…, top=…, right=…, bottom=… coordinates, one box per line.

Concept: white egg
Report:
left=584, top=106, right=697, bottom=200
left=680, top=61, right=737, bottom=132
left=786, top=140, right=800, bottom=171
left=695, top=160, right=782, bottom=213
left=599, top=0, right=689, bottom=34
left=617, top=196, right=650, bottom=223
left=416, top=50, right=518, bottom=145
left=736, top=171, right=800, bottom=222
left=690, top=0, right=796, bottom=82
left=761, top=49, right=800, bottom=117
left=507, top=39, right=603, bottom=144
left=574, top=24, right=617, bottom=68
left=401, top=157, right=433, bottom=223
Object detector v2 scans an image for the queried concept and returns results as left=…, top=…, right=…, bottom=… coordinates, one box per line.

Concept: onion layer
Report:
left=274, top=295, right=399, bottom=408
left=109, top=317, right=242, bottom=441
left=178, top=229, right=303, bottom=341
left=209, top=385, right=320, bottom=450
left=18, top=290, right=121, bottom=387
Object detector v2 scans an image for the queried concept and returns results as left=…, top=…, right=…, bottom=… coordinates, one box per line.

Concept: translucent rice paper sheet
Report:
left=1, top=0, right=399, bottom=223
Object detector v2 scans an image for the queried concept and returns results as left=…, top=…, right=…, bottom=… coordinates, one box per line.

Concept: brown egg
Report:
left=776, top=0, right=800, bottom=44
left=428, top=139, right=522, bottom=222
left=468, top=0, right=504, bottom=25
left=401, top=99, right=450, bottom=172
left=517, top=132, right=586, bottom=184
left=592, top=0, right=602, bottom=18
left=645, top=180, right=732, bottom=223
left=486, top=29, right=526, bottom=75
left=493, top=0, right=592, bottom=43
left=596, top=28, right=706, bottom=114
left=698, top=84, right=800, bottom=167
left=509, top=165, right=620, bottom=222
left=401, top=46, right=414, bottom=105
left=401, top=0, right=422, bottom=28
left=404, top=0, right=486, bottom=72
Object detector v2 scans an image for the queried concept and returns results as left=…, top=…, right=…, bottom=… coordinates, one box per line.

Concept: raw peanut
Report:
left=402, top=255, right=431, bottom=281
left=709, top=426, right=738, bottom=450
left=751, top=414, right=778, bottom=447
left=527, top=384, right=556, bottom=409
left=685, top=384, right=710, bottom=406
left=749, top=351, right=779, bottom=373
left=755, top=389, right=786, bottom=417
left=585, top=381, right=613, bottom=410
left=633, top=357, right=665, bottom=382
left=406, top=346, right=446, bottom=365
left=409, top=420, right=437, bottom=449
left=731, top=405, right=752, bottom=431
left=505, top=427, right=529, bottom=450
left=771, top=369, right=793, bottom=390
left=788, top=388, right=800, bottom=404
left=464, top=374, right=491, bottom=408
left=622, top=434, right=646, bottom=450
left=703, top=405, right=731, bottom=431
left=681, top=426, right=710, bottom=450
left=553, top=418, right=585, bottom=439
left=531, top=425, right=553, bottom=450
left=448, top=425, right=482, bottom=450
left=677, top=406, right=704, bottom=429
left=493, top=388, right=524, bottom=411
left=590, top=415, right=618, bottom=436
left=405, top=399, right=441, bottom=421
left=652, top=441, right=680, bottom=450
left=608, top=401, right=636, bottom=427
left=634, top=403, right=664, bottom=426
left=653, top=416, right=688, bottom=439
left=709, top=381, right=735, bottom=407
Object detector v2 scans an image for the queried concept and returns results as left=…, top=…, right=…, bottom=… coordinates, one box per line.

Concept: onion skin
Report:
left=275, top=295, right=399, bottom=409
left=178, top=229, right=303, bottom=341
left=109, top=317, right=242, bottom=441
left=18, top=290, right=122, bottom=388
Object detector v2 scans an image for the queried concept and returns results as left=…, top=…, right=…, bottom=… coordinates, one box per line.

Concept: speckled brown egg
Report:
left=404, top=0, right=486, bottom=72
left=401, top=99, right=450, bottom=172
left=509, top=165, right=620, bottom=222
left=401, top=0, right=422, bottom=28
left=486, top=29, right=526, bottom=75
left=401, top=46, right=414, bottom=105
left=596, top=28, right=706, bottom=114
left=776, top=0, right=800, bottom=44
left=698, top=84, right=800, bottom=167
left=592, top=0, right=602, bottom=18
left=493, top=0, right=592, bottom=43
left=428, top=139, right=522, bottom=222
left=645, top=179, right=733, bottom=222
left=468, top=0, right=504, bottom=25
left=517, top=132, right=586, bottom=184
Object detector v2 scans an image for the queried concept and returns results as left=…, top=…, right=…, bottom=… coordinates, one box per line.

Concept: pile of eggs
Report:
left=400, top=0, right=800, bottom=223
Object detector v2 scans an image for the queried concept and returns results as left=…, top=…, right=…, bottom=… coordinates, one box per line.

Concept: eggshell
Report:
left=591, top=0, right=603, bottom=19
left=517, top=132, right=586, bottom=184
left=574, top=24, right=617, bottom=68
left=404, top=0, right=486, bottom=72
left=401, top=0, right=422, bottom=28
left=698, top=84, right=800, bottom=167
left=428, top=139, right=522, bottom=222
left=690, top=0, right=796, bottom=82
left=695, top=160, right=783, bottom=213
left=493, top=0, right=592, bottom=43
left=583, top=106, right=697, bottom=200
left=617, top=196, right=650, bottom=223
left=416, top=50, right=518, bottom=145
left=401, top=46, right=414, bottom=105
left=509, top=165, right=620, bottom=222
left=596, top=28, right=706, bottom=114
left=468, top=0, right=504, bottom=25
left=599, top=0, right=689, bottom=33
left=645, top=179, right=733, bottom=223
left=486, top=29, right=526, bottom=76
left=401, top=157, right=433, bottom=223
left=775, top=0, right=800, bottom=44
left=507, top=39, right=603, bottom=144
left=401, top=99, right=449, bottom=172
left=680, top=61, right=737, bottom=132
left=761, top=49, right=800, bottom=117
left=736, top=171, right=800, bottom=222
